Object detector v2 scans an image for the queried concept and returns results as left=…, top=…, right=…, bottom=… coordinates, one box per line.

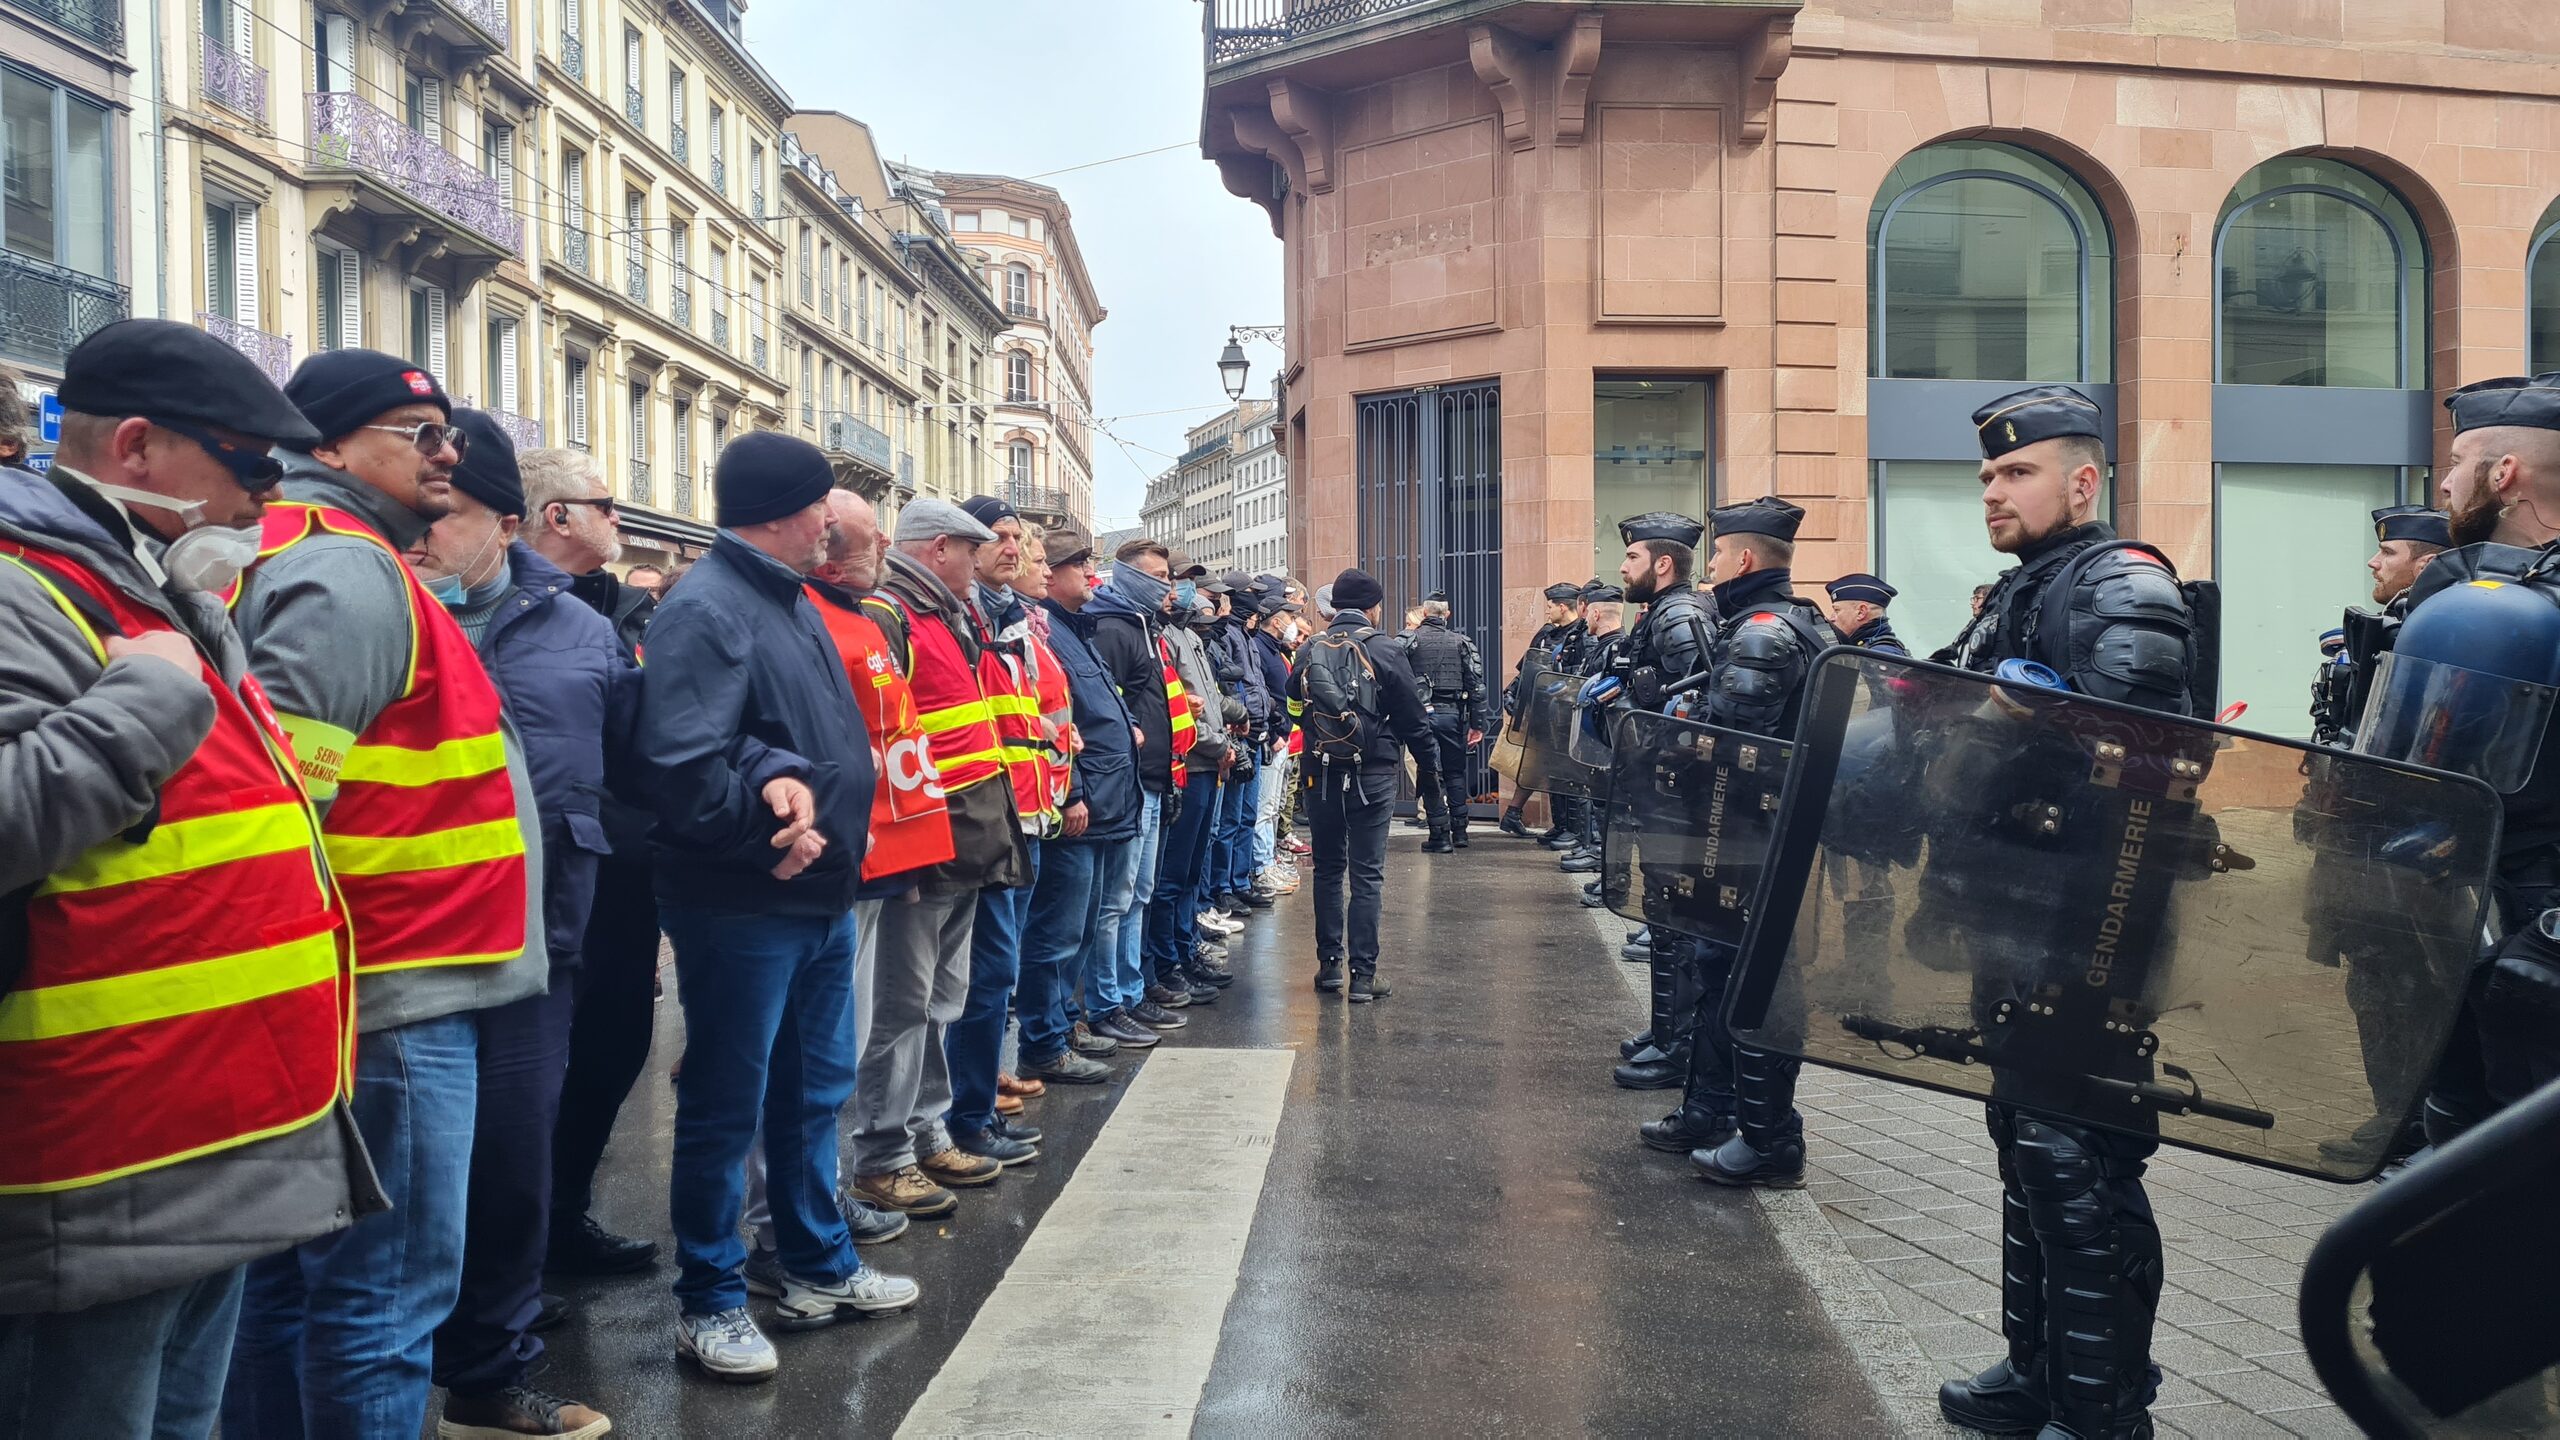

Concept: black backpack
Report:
left=1299, top=626, right=1382, bottom=765
left=2034, top=539, right=2223, bottom=720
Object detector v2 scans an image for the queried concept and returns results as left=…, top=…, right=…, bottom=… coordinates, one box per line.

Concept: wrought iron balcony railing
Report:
left=711, top=310, right=730, bottom=350
left=199, top=312, right=292, bottom=387
left=560, top=31, right=583, bottom=80
left=751, top=334, right=769, bottom=370
left=629, top=459, right=652, bottom=505
left=801, top=400, right=815, bottom=428
left=710, top=155, right=726, bottom=194
left=626, top=261, right=647, bottom=303
left=0, top=250, right=127, bottom=369
left=624, top=85, right=644, bottom=127
left=1203, top=0, right=1430, bottom=65
left=670, top=463, right=694, bottom=514
left=308, top=92, right=523, bottom=254
left=670, top=122, right=688, bottom=164
left=751, top=189, right=766, bottom=220
left=202, top=34, right=266, bottom=123
left=1006, top=482, right=1070, bottom=518
left=441, top=0, right=506, bottom=45
left=5, top=0, right=122, bottom=52
left=1006, top=301, right=1043, bottom=323
left=898, top=451, right=915, bottom=490
left=562, top=228, right=589, bottom=274
left=671, top=288, right=691, bottom=327
left=821, top=411, right=894, bottom=474
left=492, top=409, right=541, bottom=451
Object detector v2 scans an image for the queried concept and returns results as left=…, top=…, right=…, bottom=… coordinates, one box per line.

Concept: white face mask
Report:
left=79, top=479, right=261, bottom=594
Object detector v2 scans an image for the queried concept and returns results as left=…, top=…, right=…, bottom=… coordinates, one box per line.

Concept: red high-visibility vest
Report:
left=1159, top=633, right=1196, bottom=788
left=1029, top=624, right=1075, bottom=812
left=807, top=584, right=955, bottom=882
left=244, top=503, right=527, bottom=975
left=0, top=540, right=350, bottom=1193
left=974, top=600, right=1051, bottom=829
left=863, top=591, right=1004, bottom=795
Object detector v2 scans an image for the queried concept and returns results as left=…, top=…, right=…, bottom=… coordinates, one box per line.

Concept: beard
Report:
left=1623, top=571, right=1659, bottom=604
left=2448, top=460, right=2502, bottom=546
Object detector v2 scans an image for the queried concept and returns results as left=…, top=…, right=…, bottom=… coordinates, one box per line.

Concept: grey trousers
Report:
left=850, top=881, right=977, bottom=1177
left=747, top=898, right=883, bottom=1249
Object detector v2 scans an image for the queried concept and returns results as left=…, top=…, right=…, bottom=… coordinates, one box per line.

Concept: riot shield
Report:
left=1512, top=666, right=1604, bottom=801
left=1599, top=710, right=1792, bottom=949
left=1730, top=650, right=2502, bottom=1183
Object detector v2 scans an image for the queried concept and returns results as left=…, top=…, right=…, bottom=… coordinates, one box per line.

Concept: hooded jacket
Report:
left=1085, top=573, right=1178, bottom=795
left=1041, top=597, right=1142, bottom=841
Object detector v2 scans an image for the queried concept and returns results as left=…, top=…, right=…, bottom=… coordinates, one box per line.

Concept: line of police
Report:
left=1485, top=376, right=2560, bottom=1438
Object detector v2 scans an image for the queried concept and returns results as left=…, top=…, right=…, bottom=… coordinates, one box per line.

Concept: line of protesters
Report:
left=0, top=322, right=1320, bottom=1437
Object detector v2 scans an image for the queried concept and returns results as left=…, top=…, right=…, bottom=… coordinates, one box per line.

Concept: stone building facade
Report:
left=1198, top=0, right=2560, bottom=733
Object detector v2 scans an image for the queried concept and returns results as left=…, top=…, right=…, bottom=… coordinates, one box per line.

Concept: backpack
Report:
left=1299, top=626, right=1382, bottom=765
left=2033, top=539, right=2223, bottom=720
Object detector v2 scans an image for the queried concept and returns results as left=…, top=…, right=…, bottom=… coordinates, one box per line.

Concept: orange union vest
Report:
left=1028, top=623, right=1075, bottom=813
left=0, top=540, right=349, bottom=1192
left=244, top=502, right=527, bottom=975
left=807, top=584, right=955, bottom=882
left=973, top=599, right=1051, bottom=830
left=863, top=590, right=1004, bottom=796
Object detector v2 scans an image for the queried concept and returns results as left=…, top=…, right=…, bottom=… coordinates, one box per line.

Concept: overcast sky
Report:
left=748, top=0, right=1282, bottom=527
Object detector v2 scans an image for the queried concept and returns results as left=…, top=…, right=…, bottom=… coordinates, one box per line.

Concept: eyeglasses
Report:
left=551, top=496, right=617, bottom=517
left=360, top=421, right=469, bottom=463
left=151, top=416, right=284, bottom=491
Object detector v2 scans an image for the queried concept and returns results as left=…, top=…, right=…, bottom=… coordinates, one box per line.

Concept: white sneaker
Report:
left=770, top=1266, right=922, bottom=1331
left=1195, top=911, right=1243, bottom=936
left=678, top=1306, right=777, bottom=1383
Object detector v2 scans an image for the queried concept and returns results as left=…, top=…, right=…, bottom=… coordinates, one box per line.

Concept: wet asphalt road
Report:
left=509, top=828, right=1892, bottom=1436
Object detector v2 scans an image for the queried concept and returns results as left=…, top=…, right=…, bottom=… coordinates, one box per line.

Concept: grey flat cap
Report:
left=895, top=496, right=998, bottom=544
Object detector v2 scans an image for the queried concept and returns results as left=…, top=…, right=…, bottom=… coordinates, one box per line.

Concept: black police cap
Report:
left=1618, top=511, right=1704, bottom=548
left=1825, top=573, right=1896, bottom=605
left=1711, top=496, right=1805, bottom=544
left=2372, top=504, right=2451, bottom=549
left=1541, top=582, right=1584, bottom=603
left=59, top=318, right=321, bottom=448
left=1581, top=583, right=1623, bottom=603
left=2444, top=373, right=2560, bottom=435
left=1973, top=384, right=2103, bottom=460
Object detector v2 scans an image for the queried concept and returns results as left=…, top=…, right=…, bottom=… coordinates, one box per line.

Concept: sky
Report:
left=746, top=0, right=1283, bottom=528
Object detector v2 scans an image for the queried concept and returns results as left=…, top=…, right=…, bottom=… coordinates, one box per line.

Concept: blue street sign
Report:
left=37, top=393, right=61, bottom=444
left=26, top=455, right=52, bottom=473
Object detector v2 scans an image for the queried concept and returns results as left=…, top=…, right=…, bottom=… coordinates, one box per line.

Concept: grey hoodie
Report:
left=230, top=453, right=548, bottom=1034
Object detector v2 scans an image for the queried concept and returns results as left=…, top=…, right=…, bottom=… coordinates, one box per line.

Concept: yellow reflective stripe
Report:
left=324, top=817, right=525, bottom=876
left=1170, top=710, right=1196, bottom=734
left=355, top=947, right=521, bottom=975
left=985, top=693, right=1039, bottom=716
left=39, top=802, right=318, bottom=895
left=275, top=713, right=359, bottom=800
left=339, top=730, right=507, bottom=787
left=934, top=744, right=1005, bottom=772
left=918, top=700, right=995, bottom=734
left=1286, top=698, right=1305, bottom=716
left=0, top=930, right=338, bottom=1043
left=0, top=554, right=108, bottom=665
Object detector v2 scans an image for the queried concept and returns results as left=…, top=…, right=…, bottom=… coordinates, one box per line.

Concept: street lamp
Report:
left=1215, top=325, right=1285, bottom=401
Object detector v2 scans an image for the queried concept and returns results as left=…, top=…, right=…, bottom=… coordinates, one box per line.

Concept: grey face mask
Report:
left=1112, top=566, right=1171, bottom=613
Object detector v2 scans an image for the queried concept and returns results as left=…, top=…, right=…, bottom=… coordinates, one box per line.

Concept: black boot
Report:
left=2016, top=1116, right=2163, bottom=1440
left=1422, top=822, right=1453, bottom=854
left=1941, top=1112, right=2049, bottom=1434
left=1619, top=1030, right=1654, bottom=1061
left=1641, top=1041, right=1736, bottom=1153
left=1692, top=1045, right=1805, bottom=1188
left=1450, top=819, right=1470, bottom=848
left=1499, top=806, right=1530, bottom=838
left=1613, top=933, right=1698, bottom=1090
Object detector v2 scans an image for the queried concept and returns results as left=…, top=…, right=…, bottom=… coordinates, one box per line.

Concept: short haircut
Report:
left=1421, top=599, right=1450, bottom=620
left=1736, top=533, right=1794, bottom=567
left=0, top=363, right=30, bottom=461
left=1642, top=539, right=1695, bottom=585
left=2055, top=433, right=2106, bottom=478
left=626, top=563, right=665, bottom=581
left=1115, top=536, right=1170, bottom=563
left=520, top=447, right=604, bottom=513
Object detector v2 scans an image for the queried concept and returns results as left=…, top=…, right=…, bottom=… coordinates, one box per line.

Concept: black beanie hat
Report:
left=446, top=409, right=524, bottom=517
left=282, top=348, right=449, bottom=450
left=1331, top=567, right=1384, bottom=612
left=716, top=430, right=835, bottom=527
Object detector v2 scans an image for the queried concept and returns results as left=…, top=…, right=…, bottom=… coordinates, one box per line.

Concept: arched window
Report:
left=1006, top=264, right=1031, bottom=312
left=2531, top=196, right=2560, bottom=375
left=1008, top=440, right=1033, bottom=489
left=1006, top=350, right=1033, bottom=403
left=2212, top=156, right=2431, bottom=736
left=1866, top=142, right=2116, bottom=655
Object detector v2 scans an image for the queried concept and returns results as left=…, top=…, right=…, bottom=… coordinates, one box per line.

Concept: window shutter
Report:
left=203, top=209, right=224, bottom=320
left=420, top=78, right=442, bottom=144
left=709, top=108, right=722, bottom=159
left=564, top=0, right=578, bottom=37
left=674, top=403, right=690, bottom=479
left=630, top=386, right=647, bottom=463
left=672, top=223, right=686, bottom=279
left=567, top=356, right=588, bottom=444
left=624, top=27, right=640, bottom=87
left=565, top=150, right=585, bottom=226
left=228, top=0, right=252, bottom=57
left=499, top=320, right=519, bottom=412
left=425, top=285, right=447, bottom=378
left=233, top=201, right=258, bottom=323
left=336, top=247, right=361, bottom=349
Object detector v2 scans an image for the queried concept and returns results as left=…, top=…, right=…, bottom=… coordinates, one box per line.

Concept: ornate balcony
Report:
left=711, top=155, right=726, bottom=194
left=671, top=122, right=688, bottom=164
left=711, top=310, right=730, bottom=351
left=431, top=0, right=507, bottom=49
left=560, top=31, right=583, bottom=80
left=624, top=86, right=644, bottom=128
left=670, top=464, right=694, bottom=515
left=198, top=312, right=291, bottom=387
left=751, top=189, right=766, bottom=220
left=481, top=409, right=540, bottom=451
left=307, top=92, right=523, bottom=258
left=1203, top=0, right=1431, bottom=64
left=751, top=334, right=769, bottom=371
left=0, top=250, right=127, bottom=369
left=201, top=34, right=266, bottom=124
left=1007, top=301, right=1043, bottom=323
left=626, top=260, right=647, bottom=304
left=821, top=411, right=893, bottom=479
left=629, top=459, right=652, bottom=505
left=671, top=288, right=691, bottom=328
left=4, top=0, right=121, bottom=52
left=562, top=228, right=589, bottom=275
left=1006, top=483, right=1071, bottom=522
left=800, top=400, right=814, bottom=428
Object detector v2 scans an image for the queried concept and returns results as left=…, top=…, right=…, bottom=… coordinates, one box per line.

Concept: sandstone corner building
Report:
left=1198, top=0, right=2560, bottom=737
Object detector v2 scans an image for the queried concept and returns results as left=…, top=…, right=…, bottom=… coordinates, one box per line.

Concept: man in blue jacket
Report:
left=635, top=434, right=917, bottom=1382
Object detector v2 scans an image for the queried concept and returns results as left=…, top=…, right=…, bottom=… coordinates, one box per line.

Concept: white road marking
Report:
left=893, top=1047, right=1294, bottom=1439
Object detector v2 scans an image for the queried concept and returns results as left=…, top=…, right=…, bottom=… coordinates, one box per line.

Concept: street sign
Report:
left=25, top=455, right=51, bottom=474
left=37, top=393, right=61, bottom=444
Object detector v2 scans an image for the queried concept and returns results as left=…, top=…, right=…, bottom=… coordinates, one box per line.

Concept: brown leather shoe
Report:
left=918, top=1145, right=1002, bottom=1188
left=997, top=1072, right=1045, bottom=1099
left=850, top=1165, right=958, bottom=1218
left=994, top=1092, right=1025, bottom=1117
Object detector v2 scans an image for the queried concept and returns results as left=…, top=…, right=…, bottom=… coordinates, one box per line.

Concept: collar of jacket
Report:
left=568, top=564, right=643, bottom=620
left=806, top=574, right=867, bottom=614
left=1327, top=612, right=1371, bottom=634
left=704, top=528, right=813, bottom=605
left=276, top=450, right=432, bottom=551
left=1712, top=566, right=1792, bottom=614
left=0, top=466, right=176, bottom=622
left=2017, top=520, right=2112, bottom=570
left=486, top=540, right=575, bottom=634
left=881, top=545, right=964, bottom=618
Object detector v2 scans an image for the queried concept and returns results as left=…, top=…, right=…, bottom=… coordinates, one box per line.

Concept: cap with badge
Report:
left=1825, top=573, right=1896, bottom=606
left=1542, top=581, right=1585, bottom=603
left=2444, top=373, right=2560, bottom=434
left=282, top=347, right=451, bottom=450
left=1973, top=383, right=2104, bottom=460
left=446, top=408, right=524, bottom=518
left=958, top=494, right=1020, bottom=534
left=1711, top=495, right=1806, bottom=544
left=2372, top=504, right=2452, bottom=549
left=1618, top=511, right=1705, bottom=548
left=60, top=318, right=322, bottom=453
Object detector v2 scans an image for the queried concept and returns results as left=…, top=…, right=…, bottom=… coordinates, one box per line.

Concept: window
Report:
left=481, top=118, right=515, bottom=199
left=672, top=395, right=691, bottom=496
left=559, top=0, right=582, bottom=78
left=406, top=282, right=446, bottom=377
left=857, top=268, right=870, bottom=343
left=1008, top=216, right=1030, bottom=239
left=667, top=69, right=686, bottom=159
left=712, top=409, right=729, bottom=457
left=624, top=190, right=647, bottom=301
left=622, top=26, right=643, bottom=124
left=748, top=140, right=766, bottom=217
left=670, top=221, right=690, bottom=325
left=895, top=304, right=908, bottom=365
left=1870, top=141, right=2111, bottom=383
left=316, top=243, right=359, bottom=350
left=949, top=211, right=977, bottom=231
left=205, top=0, right=253, bottom=64
left=565, top=350, right=590, bottom=446
left=313, top=11, right=354, bottom=92
left=707, top=105, right=725, bottom=188
left=1006, top=350, right=1033, bottom=403
left=1009, top=441, right=1032, bottom=488
left=2218, top=157, right=2423, bottom=389
left=2535, top=197, right=2560, bottom=375
left=485, top=316, right=520, bottom=414
left=798, top=223, right=813, bottom=303
left=839, top=259, right=852, bottom=332
left=202, top=199, right=254, bottom=323
left=1006, top=264, right=1031, bottom=311
left=3, top=70, right=114, bottom=279
left=561, top=148, right=587, bottom=272
left=819, top=240, right=834, bottom=315
left=402, top=73, right=443, bottom=145
left=748, top=273, right=768, bottom=366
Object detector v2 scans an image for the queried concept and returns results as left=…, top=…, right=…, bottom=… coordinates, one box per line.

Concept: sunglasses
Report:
left=152, top=416, right=284, bottom=491
left=550, top=495, right=618, bottom=517
left=360, top=421, right=470, bottom=463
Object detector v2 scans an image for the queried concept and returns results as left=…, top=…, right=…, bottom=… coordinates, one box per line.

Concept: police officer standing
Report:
left=1405, top=594, right=1488, bottom=852
left=1635, top=499, right=1838, bottom=1184
left=1587, top=514, right=1717, bottom=1090
left=1500, top=581, right=1587, bottom=838
left=1931, top=385, right=2197, bottom=1440
left=2311, top=505, right=2449, bottom=747
left=1822, top=573, right=1907, bottom=656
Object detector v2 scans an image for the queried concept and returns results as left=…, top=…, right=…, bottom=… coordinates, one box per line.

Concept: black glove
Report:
left=2480, top=912, right=2560, bottom=1101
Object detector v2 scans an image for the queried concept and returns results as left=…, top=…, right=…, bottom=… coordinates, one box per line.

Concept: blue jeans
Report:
left=1017, top=840, right=1105, bottom=1063
left=2, top=1265, right=244, bottom=1439
left=1214, top=767, right=1259, bottom=894
left=435, top=979, right=576, bottom=1394
left=947, top=839, right=1040, bottom=1135
left=661, top=905, right=860, bottom=1315
left=1101, top=791, right=1163, bottom=1014
left=225, top=1012, right=477, bottom=1440
left=1146, top=770, right=1223, bottom=983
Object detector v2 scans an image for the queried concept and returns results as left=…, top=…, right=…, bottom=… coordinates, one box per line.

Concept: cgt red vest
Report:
left=0, top=540, right=349, bottom=1193
left=974, top=601, right=1052, bottom=830
left=243, top=503, right=527, bottom=975
left=864, top=591, right=1004, bottom=796
left=807, top=585, right=955, bottom=882
left=1029, top=624, right=1076, bottom=813
left=1159, top=633, right=1197, bottom=788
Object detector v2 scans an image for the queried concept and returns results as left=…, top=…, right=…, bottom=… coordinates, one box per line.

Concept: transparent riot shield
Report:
left=1730, top=650, right=2502, bottom=1183
left=1512, top=666, right=1603, bottom=801
left=1599, top=710, right=1792, bottom=950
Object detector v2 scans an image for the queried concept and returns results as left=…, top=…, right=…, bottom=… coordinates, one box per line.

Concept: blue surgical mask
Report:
left=1175, top=579, right=1198, bottom=608
left=425, top=572, right=466, bottom=605
left=428, top=570, right=508, bottom=610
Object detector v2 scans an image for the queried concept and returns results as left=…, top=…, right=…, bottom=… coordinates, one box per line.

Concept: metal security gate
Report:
left=1356, top=380, right=1503, bottom=811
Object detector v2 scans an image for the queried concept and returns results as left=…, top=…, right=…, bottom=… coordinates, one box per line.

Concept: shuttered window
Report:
left=566, top=352, right=590, bottom=446
left=315, top=11, right=354, bottom=92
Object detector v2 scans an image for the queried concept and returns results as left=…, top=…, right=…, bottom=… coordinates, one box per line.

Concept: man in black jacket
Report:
left=1404, top=596, right=1488, bottom=852
left=1289, top=567, right=1433, bottom=1002
left=637, top=434, right=917, bottom=1382
left=1082, top=538, right=1185, bottom=1037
